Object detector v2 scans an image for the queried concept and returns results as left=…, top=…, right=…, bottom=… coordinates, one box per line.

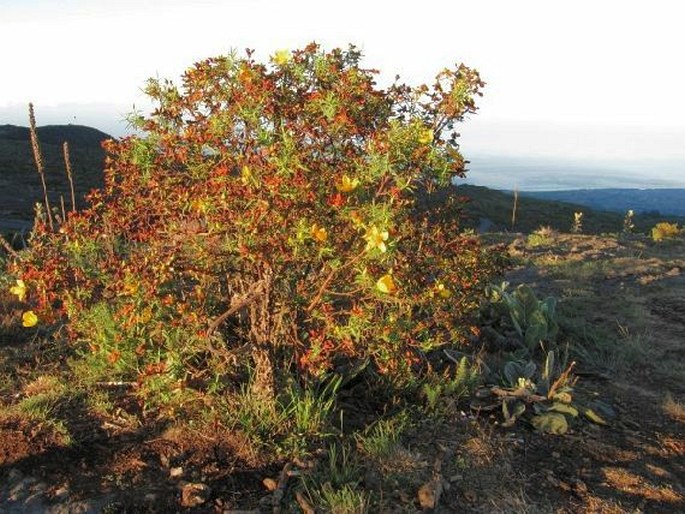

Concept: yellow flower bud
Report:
left=22, top=310, right=38, bottom=328
left=376, top=274, right=397, bottom=294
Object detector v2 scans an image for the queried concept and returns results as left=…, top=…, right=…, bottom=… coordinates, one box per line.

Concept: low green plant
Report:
left=355, top=412, right=408, bottom=461
left=571, top=211, right=583, bottom=233
left=651, top=222, right=680, bottom=242
left=484, top=282, right=559, bottom=353
left=283, top=374, right=342, bottom=450
left=301, top=443, right=368, bottom=514
left=526, top=226, right=555, bottom=247
left=422, top=355, right=479, bottom=413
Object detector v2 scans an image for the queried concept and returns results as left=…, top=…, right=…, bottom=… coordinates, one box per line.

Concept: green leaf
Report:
left=552, top=391, right=573, bottom=404
left=549, top=402, right=578, bottom=417
left=515, top=284, right=539, bottom=323
left=584, top=408, right=607, bottom=425
left=531, top=412, right=568, bottom=435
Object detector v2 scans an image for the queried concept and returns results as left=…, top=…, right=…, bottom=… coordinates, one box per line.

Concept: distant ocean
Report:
left=456, top=155, right=685, bottom=191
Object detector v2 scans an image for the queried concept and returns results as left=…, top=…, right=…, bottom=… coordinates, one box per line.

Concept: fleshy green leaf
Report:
left=549, top=402, right=578, bottom=417
left=584, top=408, right=607, bottom=425
left=531, top=412, right=568, bottom=434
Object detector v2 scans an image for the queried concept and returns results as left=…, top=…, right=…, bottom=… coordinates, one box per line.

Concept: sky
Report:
left=2, top=0, right=684, bottom=186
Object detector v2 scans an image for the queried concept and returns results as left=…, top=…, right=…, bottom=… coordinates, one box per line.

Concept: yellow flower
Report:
left=364, top=225, right=389, bottom=253
left=336, top=175, right=360, bottom=193
left=311, top=223, right=328, bottom=243
left=418, top=127, right=434, bottom=145
left=434, top=282, right=452, bottom=299
left=122, top=282, right=138, bottom=296
left=349, top=211, right=363, bottom=227
left=10, top=279, right=27, bottom=302
left=22, top=310, right=38, bottom=328
left=376, top=274, right=397, bottom=294
left=273, top=49, right=291, bottom=66
left=241, top=165, right=253, bottom=185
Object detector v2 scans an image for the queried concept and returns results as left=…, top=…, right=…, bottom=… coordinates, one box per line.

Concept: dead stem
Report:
left=28, top=103, right=54, bottom=230
left=63, top=141, right=77, bottom=212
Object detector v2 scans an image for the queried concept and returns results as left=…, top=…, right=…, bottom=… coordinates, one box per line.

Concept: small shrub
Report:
left=9, top=44, right=501, bottom=412
left=651, top=222, right=680, bottom=242
left=571, top=212, right=583, bottom=233
left=622, top=210, right=635, bottom=234
left=484, top=282, right=559, bottom=353
left=526, top=226, right=556, bottom=247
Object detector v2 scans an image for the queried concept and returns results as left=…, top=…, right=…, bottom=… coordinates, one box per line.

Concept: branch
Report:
left=206, top=279, right=267, bottom=336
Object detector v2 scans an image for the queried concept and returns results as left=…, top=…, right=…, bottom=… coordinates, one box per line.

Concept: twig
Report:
left=511, top=186, right=519, bottom=230
left=207, top=279, right=266, bottom=336
left=95, top=381, right=138, bottom=388
left=548, top=361, right=576, bottom=399
left=272, top=462, right=292, bottom=514
left=60, top=195, right=67, bottom=224
left=295, top=491, right=315, bottom=514
left=28, top=103, right=54, bottom=230
left=0, top=236, right=18, bottom=258
left=306, top=250, right=364, bottom=312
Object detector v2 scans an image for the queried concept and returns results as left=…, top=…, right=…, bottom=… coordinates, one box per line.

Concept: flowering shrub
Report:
left=11, top=44, right=501, bottom=396
left=651, top=222, right=680, bottom=242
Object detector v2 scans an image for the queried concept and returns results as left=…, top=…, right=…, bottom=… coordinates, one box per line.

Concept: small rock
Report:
left=262, top=477, right=278, bottom=491
left=463, top=489, right=478, bottom=503
left=144, top=493, right=159, bottom=502
left=417, top=477, right=443, bottom=509
left=53, top=485, right=70, bottom=500
left=181, top=483, right=211, bottom=508
left=169, top=466, right=184, bottom=479
left=552, top=451, right=561, bottom=459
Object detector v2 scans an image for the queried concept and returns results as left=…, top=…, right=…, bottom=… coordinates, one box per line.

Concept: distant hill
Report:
left=0, top=124, right=111, bottom=233
left=0, top=124, right=112, bottom=147
left=522, top=188, right=685, bottom=217
left=455, top=185, right=685, bottom=234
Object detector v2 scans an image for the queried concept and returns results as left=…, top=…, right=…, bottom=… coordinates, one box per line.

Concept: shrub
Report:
left=10, top=44, right=501, bottom=404
left=651, top=222, right=680, bottom=242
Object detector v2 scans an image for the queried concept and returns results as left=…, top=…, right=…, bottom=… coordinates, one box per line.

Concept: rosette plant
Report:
left=12, top=44, right=499, bottom=401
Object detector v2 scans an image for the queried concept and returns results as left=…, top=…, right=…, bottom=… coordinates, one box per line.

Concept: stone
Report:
left=181, top=483, right=211, bottom=508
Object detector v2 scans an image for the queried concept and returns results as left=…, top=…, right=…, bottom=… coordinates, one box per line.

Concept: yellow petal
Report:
left=418, top=128, right=434, bottom=144
left=22, top=310, right=38, bottom=328
left=376, top=274, right=397, bottom=294
left=365, top=226, right=389, bottom=253
left=336, top=175, right=359, bottom=193
left=311, top=223, right=328, bottom=242
left=437, top=283, right=452, bottom=298
left=10, top=280, right=27, bottom=302
left=273, top=49, right=291, bottom=66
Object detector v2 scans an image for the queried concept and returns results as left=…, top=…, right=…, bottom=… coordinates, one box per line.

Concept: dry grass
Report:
left=663, top=393, right=685, bottom=423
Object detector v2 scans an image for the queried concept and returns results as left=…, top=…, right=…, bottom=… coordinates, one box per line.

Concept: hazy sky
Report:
left=2, top=0, right=685, bottom=171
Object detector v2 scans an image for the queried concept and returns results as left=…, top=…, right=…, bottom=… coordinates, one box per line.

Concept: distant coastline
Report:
left=458, top=154, right=685, bottom=191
